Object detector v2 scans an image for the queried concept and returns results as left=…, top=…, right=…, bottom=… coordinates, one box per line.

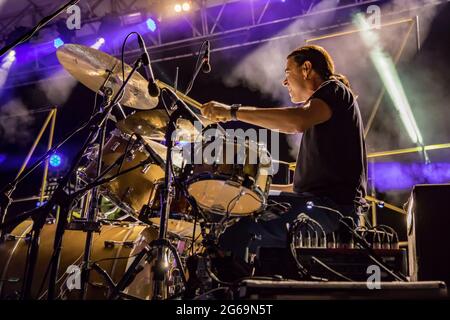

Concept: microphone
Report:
left=201, top=41, right=211, bottom=74
left=135, top=133, right=165, bottom=167
left=137, top=34, right=160, bottom=97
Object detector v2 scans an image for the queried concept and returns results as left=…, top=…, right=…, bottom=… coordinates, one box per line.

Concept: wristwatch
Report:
left=230, top=104, right=241, bottom=121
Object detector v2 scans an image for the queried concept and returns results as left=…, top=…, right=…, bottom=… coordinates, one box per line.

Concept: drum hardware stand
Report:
left=100, top=238, right=188, bottom=300
left=107, top=88, right=206, bottom=300
left=78, top=69, right=116, bottom=300
left=0, top=57, right=145, bottom=300
left=152, top=86, right=217, bottom=299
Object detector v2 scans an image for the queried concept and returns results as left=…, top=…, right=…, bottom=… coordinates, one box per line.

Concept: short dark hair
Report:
left=287, top=45, right=351, bottom=88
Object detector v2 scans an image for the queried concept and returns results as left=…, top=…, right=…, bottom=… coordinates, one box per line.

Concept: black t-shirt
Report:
left=293, top=79, right=367, bottom=206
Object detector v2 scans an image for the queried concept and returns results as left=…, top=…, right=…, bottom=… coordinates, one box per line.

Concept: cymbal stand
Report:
left=78, top=67, right=115, bottom=300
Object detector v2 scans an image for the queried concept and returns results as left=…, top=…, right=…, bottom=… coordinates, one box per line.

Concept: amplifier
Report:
left=237, top=279, right=447, bottom=300
left=407, top=184, right=450, bottom=287
left=255, top=247, right=408, bottom=282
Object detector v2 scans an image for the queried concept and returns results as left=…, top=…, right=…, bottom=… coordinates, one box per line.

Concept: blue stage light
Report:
left=54, top=38, right=64, bottom=49
left=49, top=154, right=62, bottom=167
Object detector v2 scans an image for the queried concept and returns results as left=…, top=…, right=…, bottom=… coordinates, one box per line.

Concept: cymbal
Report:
left=117, top=109, right=208, bottom=141
left=56, top=44, right=159, bottom=110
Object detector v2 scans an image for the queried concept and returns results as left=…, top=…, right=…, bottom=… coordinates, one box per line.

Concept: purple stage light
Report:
left=371, top=162, right=450, bottom=191
left=146, top=18, right=157, bottom=32
left=91, top=37, right=105, bottom=49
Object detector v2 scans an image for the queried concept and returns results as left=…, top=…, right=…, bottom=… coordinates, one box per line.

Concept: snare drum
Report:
left=181, top=136, right=272, bottom=216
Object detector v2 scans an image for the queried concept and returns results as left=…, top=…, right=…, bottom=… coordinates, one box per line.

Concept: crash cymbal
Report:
left=116, top=109, right=205, bottom=141
left=56, top=44, right=158, bottom=110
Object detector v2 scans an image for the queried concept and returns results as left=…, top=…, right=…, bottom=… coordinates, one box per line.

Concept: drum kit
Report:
left=0, top=42, right=275, bottom=300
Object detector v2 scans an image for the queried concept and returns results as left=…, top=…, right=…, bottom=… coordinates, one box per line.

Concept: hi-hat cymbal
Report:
left=56, top=44, right=159, bottom=110
left=117, top=109, right=208, bottom=141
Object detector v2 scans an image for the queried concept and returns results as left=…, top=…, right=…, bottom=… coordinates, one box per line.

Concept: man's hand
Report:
left=201, top=101, right=232, bottom=122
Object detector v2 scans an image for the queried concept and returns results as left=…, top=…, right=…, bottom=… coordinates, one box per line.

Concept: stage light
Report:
left=174, top=4, right=182, bottom=12
left=49, top=154, right=62, bottom=168
left=354, top=13, right=424, bottom=146
left=2, top=50, right=16, bottom=66
left=91, top=37, right=105, bottom=49
left=182, top=2, right=191, bottom=11
left=6, top=50, right=16, bottom=60
left=1, top=50, right=16, bottom=87
left=146, top=18, right=157, bottom=32
left=54, top=37, right=64, bottom=49
left=306, top=201, right=314, bottom=210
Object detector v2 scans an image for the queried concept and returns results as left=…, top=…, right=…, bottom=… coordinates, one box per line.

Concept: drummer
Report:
left=200, top=45, right=368, bottom=261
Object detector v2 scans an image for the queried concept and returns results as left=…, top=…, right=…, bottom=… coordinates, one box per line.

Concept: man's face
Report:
left=282, top=57, right=308, bottom=104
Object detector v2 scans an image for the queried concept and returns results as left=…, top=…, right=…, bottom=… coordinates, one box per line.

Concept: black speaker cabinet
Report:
left=407, top=184, right=450, bottom=287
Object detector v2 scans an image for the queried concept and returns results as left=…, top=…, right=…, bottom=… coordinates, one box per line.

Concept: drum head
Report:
left=188, top=179, right=263, bottom=216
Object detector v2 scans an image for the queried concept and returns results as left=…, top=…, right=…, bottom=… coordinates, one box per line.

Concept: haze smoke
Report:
left=0, top=99, right=34, bottom=146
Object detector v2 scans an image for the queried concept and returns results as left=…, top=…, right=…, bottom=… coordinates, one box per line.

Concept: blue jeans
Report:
left=218, top=192, right=357, bottom=262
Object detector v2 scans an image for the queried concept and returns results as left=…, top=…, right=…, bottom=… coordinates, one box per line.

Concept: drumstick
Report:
left=155, top=80, right=203, bottom=110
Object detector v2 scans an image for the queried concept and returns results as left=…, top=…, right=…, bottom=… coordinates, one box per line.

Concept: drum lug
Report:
left=110, top=141, right=121, bottom=152
left=126, top=150, right=136, bottom=161
left=5, top=233, right=32, bottom=242
left=66, top=219, right=102, bottom=232
left=141, top=163, right=152, bottom=174
left=104, top=240, right=137, bottom=249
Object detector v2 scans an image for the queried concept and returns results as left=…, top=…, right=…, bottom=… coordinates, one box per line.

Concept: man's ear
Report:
left=302, top=61, right=313, bottom=79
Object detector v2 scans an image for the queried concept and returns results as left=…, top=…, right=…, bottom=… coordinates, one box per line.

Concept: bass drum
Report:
left=0, top=220, right=180, bottom=300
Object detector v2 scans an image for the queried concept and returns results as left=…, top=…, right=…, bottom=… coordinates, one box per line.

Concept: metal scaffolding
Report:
left=1, top=0, right=381, bottom=86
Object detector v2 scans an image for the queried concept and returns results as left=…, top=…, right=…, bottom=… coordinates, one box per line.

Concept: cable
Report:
left=310, top=256, right=354, bottom=282
left=287, top=216, right=312, bottom=279
left=192, top=286, right=232, bottom=300
left=308, top=202, right=407, bottom=281
left=121, top=32, right=141, bottom=84
left=375, top=224, right=399, bottom=244
left=226, top=192, right=243, bottom=217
